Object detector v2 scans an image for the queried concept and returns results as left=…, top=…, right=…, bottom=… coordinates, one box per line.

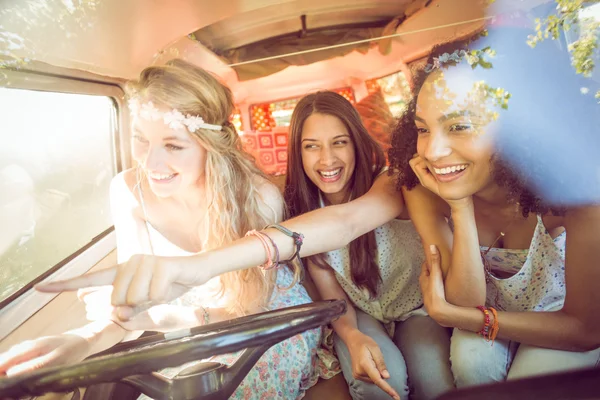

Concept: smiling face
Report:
left=300, top=113, right=356, bottom=204
left=414, top=70, right=500, bottom=200
left=131, top=110, right=207, bottom=198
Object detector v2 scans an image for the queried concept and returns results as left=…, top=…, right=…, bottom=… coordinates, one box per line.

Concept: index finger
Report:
left=35, top=267, right=118, bottom=293
left=77, top=285, right=112, bottom=301
left=420, top=259, right=430, bottom=277
left=362, top=360, right=400, bottom=400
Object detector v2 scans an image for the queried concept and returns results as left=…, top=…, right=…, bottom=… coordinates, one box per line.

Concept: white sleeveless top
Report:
left=321, top=197, right=425, bottom=333
left=143, top=222, right=231, bottom=308
left=484, top=215, right=566, bottom=312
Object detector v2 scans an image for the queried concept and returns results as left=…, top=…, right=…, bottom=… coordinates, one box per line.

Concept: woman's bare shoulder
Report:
left=253, top=174, right=285, bottom=222
left=110, top=168, right=142, bottom=212
left=545, top=204, right=600, bottom=232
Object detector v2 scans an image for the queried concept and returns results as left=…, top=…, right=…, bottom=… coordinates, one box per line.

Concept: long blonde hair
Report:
left=126, top=59, right=295, bottom=315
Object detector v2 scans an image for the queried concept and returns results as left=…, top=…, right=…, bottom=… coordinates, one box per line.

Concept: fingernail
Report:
left=383, top=370, right=390, bottom=378
left=430, top=244, right=438, bottom=254
left=34, top=283, right=49, bottom=291
left=117, top=307, right=131, bottom=321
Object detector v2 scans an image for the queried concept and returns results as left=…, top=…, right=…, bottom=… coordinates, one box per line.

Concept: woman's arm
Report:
left=306, top=261, right=361, bottom=345
left=307, top=260, right=400, bottom=400
left=442, top=200, right=487, bottom=306
left=0, top=320, right=128, bottom=376
left=200, top=172, right=404, bottom=274
left=436, top=306, right=599, bottom=352
left=38, top=174, right=405, bottom=308
left=402, top=185, right=453, bottom=277
left=403, top=186, right=485, bottom=305
left=0, top=302, right=235, bottom=376
left=407, top=156, right=486, bottom=306
left=425, top=206, right=600, bottom=351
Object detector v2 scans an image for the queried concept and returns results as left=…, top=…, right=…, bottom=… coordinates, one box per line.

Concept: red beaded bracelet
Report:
left=476, top=305, right=491, bottom=339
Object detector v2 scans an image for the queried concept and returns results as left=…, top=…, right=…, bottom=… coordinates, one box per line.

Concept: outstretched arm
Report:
left=262, top=172, right=404, bottom=261
left=38, top=173, right=405, bottom=307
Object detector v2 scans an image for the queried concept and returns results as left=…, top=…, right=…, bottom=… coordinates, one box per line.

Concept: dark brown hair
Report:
left=284, top=91, right=386, bottom=297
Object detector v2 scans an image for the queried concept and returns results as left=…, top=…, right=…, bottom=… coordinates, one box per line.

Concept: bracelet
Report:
left=264, top=224, right=304, bottom=262
left=245, top=230, right=278, bottom=270
left=488, top=307, right=500, bottom=344
left=476, top=305, right=491, bottom=340
left=260, top=231, right=281, bottom=269
left=199, top=306, right=210, bottom=325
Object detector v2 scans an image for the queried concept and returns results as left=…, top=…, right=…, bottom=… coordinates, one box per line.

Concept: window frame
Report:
left=248, top=86, right=356, bottom=131
left=0, top=68, right=127, bottom=339
left=364, top=69, right=413, bottom=116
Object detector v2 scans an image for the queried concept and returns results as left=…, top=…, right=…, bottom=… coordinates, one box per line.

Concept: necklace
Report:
left=480, top=218, right=516, bottom=309
left=479, top=205, right=520, bottom=282
left=476, top=203, right=521, bottom=310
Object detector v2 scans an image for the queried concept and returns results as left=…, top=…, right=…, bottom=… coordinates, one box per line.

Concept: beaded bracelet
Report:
left=264, top=224, right=305, bottom=262
left=476, top=305, right=491, bottom=340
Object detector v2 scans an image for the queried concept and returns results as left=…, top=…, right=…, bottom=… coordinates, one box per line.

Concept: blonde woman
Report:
left=0, top=59, right=337, bottom=399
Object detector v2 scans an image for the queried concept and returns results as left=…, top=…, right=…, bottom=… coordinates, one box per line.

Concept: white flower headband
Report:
left=128, top=99, right=222, bottom=132
left=425, top=50, right=468, bottom=73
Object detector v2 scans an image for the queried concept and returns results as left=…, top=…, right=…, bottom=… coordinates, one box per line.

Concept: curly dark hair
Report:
left=389, top=27, right=600, bottom=216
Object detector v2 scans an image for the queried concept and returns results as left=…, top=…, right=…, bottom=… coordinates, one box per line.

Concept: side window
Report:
left=245, top=88, right=355, bottom=175
left=365, top=71, right=412, bottom=117
left=0, top=87, right=118, bottom=306
left=249, top=87, right=355, bottom=131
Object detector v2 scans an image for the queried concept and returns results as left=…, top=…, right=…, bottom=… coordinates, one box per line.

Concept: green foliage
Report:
left=569, top=23, right=598, bottom=77
left=478, top=83, right=512, bottom=110
left=527, top=0, right=600, bottom=102
left=467, top=47, right=497, bottom=69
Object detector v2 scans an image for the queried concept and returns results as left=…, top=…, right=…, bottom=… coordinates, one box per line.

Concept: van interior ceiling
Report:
left=1, top=0, right=494, bottom=98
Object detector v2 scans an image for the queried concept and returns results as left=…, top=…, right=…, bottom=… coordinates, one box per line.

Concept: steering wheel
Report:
left=0, top=299, right=346, bottom=400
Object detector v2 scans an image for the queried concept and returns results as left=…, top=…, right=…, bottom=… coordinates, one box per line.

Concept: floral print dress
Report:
left=483, top=215, right=567, bottom=312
